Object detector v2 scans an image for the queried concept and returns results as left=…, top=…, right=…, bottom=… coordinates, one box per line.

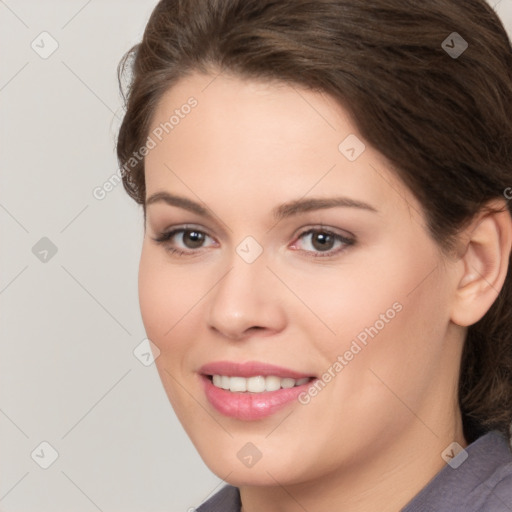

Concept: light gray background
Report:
left=1, top=1, right=511, bottom=511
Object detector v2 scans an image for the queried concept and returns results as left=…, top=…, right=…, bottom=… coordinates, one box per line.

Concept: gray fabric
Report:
left=401, top=430, right=512, bottom=511
left=196, top=484, right=240, bottom=512
left=196, top=431, right=512, bottom=512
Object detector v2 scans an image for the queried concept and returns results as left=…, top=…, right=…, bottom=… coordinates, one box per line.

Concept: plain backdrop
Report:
left=1, top=1, right=511, bottom=511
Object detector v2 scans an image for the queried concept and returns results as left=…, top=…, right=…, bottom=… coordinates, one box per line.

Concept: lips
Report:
left=199, top=361, right=316, bottom=420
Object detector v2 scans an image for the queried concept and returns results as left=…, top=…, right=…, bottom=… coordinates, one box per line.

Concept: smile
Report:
left=210, top=375, right=311, bottom=393
left=199, top=361, right=317, bottom=420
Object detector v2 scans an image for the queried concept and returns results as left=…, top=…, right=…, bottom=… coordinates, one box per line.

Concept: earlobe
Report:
left=450, top=199, right=512, bottom=327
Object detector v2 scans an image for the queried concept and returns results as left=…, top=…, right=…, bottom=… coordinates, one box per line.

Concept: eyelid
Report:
left=289, top=226, right=355, bottom=257
left=152, top=224, right=218, bottom=248
left=152, top=223, right=355, bottom=258
left=146, top=207, right=230, bottom=241
left=291, top=224, right=355, bottom=240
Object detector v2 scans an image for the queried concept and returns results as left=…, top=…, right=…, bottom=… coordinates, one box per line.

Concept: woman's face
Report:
left=139, top=72, right=464, bottom=486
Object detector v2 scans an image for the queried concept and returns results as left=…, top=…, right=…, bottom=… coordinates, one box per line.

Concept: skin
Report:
left=138, top=71, right=512, bottom=512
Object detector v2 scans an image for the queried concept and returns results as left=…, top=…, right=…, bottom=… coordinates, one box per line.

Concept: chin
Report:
left=186, top=430, right=317, bottom=487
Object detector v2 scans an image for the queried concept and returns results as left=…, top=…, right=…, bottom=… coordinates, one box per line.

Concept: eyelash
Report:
left=152, top=226, right=355, bottom=258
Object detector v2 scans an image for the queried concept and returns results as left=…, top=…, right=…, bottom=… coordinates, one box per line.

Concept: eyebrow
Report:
left=145, top=191, right=378, bottom=222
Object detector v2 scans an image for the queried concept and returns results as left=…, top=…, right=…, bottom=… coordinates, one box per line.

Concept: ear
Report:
left=450, top=199, right=512, bottom=327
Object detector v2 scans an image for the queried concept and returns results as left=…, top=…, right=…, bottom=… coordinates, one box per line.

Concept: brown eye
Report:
left=182, top=230, right=206, bottom=249
left=311, top=232, right=335, bottom=251
left=152, top=226, right=216, bottom=256
left=292, top=228, right=355, bottom=257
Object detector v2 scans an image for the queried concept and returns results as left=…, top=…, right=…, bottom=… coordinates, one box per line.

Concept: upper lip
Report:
left=199, top=361, right=314, bottom=379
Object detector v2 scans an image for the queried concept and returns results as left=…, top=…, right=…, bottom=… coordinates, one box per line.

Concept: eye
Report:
left=291, top=228, right=355, bottom=257
left=152, top=226, right=217, bottom=255
left=152, top=225, right=354, bottom=258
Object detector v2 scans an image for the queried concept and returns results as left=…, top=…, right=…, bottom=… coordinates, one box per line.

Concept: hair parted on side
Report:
left=116, top=0, right=512, bottom=444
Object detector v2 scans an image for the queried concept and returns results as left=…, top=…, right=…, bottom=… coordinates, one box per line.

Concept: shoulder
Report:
left=196, top=485, right=241, bottom=512
left=404, top=430, right=512, bottom=512
left=475, top=432, right=512, bottom=511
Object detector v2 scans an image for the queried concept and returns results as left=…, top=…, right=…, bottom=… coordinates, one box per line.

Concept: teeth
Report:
left=221, top=375, right=230, bottom=390
left=230, top=376, right=247, bottom=392
left=281, top=378, right=295, bottom=389
left=211, top=375, right=311, bottom=393
left=265, top=376, right=281, bottom=392
left=247, top=376, right=266, bottom=393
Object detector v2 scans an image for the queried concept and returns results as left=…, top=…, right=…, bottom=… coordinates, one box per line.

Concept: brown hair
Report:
left=116, top=0, right=512, bottom=444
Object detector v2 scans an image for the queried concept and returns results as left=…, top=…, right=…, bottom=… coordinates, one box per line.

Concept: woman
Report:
left=116, top=1, right=512, bottom=510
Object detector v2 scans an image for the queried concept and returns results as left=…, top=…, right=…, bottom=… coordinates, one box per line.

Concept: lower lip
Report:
left=202, top=375, right=314, bottom=420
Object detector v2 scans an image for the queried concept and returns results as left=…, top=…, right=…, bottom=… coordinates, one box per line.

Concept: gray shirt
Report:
left=196, top=430, right=512, bottom=511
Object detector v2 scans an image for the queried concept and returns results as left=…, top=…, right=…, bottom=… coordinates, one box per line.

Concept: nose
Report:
left=206, top=253, right=287, bottom=341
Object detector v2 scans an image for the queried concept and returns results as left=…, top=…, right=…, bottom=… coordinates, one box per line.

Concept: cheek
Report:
left=295, top=242, right=451, bottom=392
left=274, top=257, right=405, bottom=361
left=138, top=245, right=201, bottom=409
left=138, top=243, right=220, bottom=379
left=330, top=267, right=452, bottom=416
left=138, top=245, right=196, bottom=346
left=138, top=248, right=168, bottom=339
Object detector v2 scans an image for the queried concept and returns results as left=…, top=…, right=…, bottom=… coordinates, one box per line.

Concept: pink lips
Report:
left=199, top=361, right=315, bottom=421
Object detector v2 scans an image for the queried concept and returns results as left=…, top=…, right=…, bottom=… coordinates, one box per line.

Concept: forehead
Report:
left=147, top=71, right=349, bottom=157
left=144, top=72, right=419, bottom=222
